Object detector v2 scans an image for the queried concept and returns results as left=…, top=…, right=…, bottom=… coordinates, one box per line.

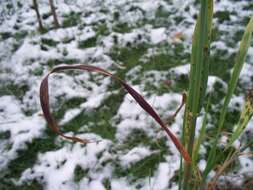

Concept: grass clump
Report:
left=110, top=44, right=149, bottom=77
left=0, top=83, right=29, bottom=98
left=54, top=97, right=85, bottom=120
left=0, top=131, right=11, bottom=140
left=6, top=138, right=57, bottom=179
left=0, top=32, right=12, bottom=40
left=73, top=165, right=88, bottom=182
left=0, top=179, right=43, bottom=190
left=78, top=36, right=97, bottom=49
left=112, top=23, right=132, bottom=33
left=94, top=23, right=110, bottom=36
left=114, top=152, right=165, bottom=180
left=214, top=11, right=231, bottom=23
left=61, top=91, right=124, bottom=140
left=62, top=12, right=81, bottom=28
left=41, top=38, right=58, bottom=47
left=46, top=58, right=77, bottom=68
left=120, top=129, right=153, bottom=150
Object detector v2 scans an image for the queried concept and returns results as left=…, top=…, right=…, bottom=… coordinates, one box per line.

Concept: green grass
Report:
left=0, top=83, right=29, bottom=99
left=5, top=132, right=57, bottom=179
left=119, top=129, right=152, bottom=150
left=112, top=23, right=132, bottom=33
left=62, top=12, right=81, bottom=28
left=144, top=74, right=189, bottom=95
left=113, top=128, right=171, bottom=181
left=30, top=67, right=44, bottom=76
left=0, top=129, right=58, bottom=189
left=103, top=178, right=111, bottom=189
left=54, top=97, right=86, bottom=120
left=0, top=131, right=11, bottom=140
left=13, top=31, right=28, bottom=41
left=178, top=1, right=253, bottom=188
left=0, top=179, right=43, bottom=190
left=78, top=36, right=97, bottom=49
left=110, top=43, right=149, bottom=78
left=61, top=91, right=125, bottom=140
left=114, top=152, right=165, bottom=180
left=46, top=58, right=77, bottom=68
left=73, top=165, right=88, bottom=182
left=93, top=23, right=110, bottom=36
left=209, top=50, right=236, bottom=81
left=214, top=11, right=231, bottom=23
left=0, top=32, right=12, bottom=40
left=41, top=38, right=58, bottom=47
left=142, top=44, right=189, bottom=72
left=155, top=5, right=171, bottom=18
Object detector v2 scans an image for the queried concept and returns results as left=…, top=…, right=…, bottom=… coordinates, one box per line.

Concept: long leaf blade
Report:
left=40, top=64, right=191, bottom=162
left=227, top=89, right=253, bottom=147
left=203, top=15, right=253, bottom=179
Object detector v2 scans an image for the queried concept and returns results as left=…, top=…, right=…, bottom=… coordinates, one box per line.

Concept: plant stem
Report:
left=32, top=0, right=44, bottom=32
left=203, top=16, right=253, bottom=180
left=182, top=0, right=213, bottom=189
left=49, top=0, right=60, bottom=28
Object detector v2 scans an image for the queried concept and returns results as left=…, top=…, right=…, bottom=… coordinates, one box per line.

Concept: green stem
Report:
left=182, top=0, right=212, bottom=189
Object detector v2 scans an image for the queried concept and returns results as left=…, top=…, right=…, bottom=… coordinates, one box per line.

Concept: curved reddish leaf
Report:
left=39, top=64, right=191, bottom=162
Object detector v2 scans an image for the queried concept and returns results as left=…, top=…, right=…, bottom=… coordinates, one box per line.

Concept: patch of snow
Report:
left=150, top=28, right=167, bottom=44
left=120, top=146, right=153, bottom=167
left=59, top=108, right=82, bottom=125
left=169, top=64, right=190, bottom=75
left=0, top=96, right=45, bottom=169
left=20, top=139, right=112, bottom=190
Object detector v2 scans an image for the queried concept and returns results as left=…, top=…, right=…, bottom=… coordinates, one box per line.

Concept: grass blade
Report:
left=227, top=89, right=253, bottom=147
left=40, top=64, right=191, bottom=162
left=192, top=96, right=211, bottom=167
left=182, top=0, right=213, bottom=189
left=203, top=16, right=253, bottom=179
left=217, top=16, right=253, bottom=135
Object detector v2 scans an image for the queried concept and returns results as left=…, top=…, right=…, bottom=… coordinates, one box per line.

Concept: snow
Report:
left=0, top=0, right=253, bottom=189
left=120, top=146, right=153, bottom=167
left=111, top=179, right=132, bottom=190
left=150, top=28, right=167, bottom=44
left=0, top=96, right=46, bottom=169
left=116, top=89, right=183, bottom=141
left=20, top=140, right=112, bottom=190
left=59, top=108, right=82, bottom=125
left=169, top=64, right=190, bottom=75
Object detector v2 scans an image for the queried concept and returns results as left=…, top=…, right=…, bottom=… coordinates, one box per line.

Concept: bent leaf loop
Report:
left=40, top=64, right=191, bottom=162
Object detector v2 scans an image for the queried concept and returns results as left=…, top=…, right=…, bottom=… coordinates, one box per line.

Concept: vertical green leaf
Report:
left=188, top=0, right=213, bottom=114
left=203, top=16, right=253, bottom=179
left=227, top=90, right=253, bottom=147
left=182, top=0, right=213, bottom=189
left=217, top=16, right=253, bottom=133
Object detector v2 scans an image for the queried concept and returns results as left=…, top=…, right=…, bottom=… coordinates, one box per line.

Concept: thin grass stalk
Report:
left=32, top=0, right=44, bottom=31
left=192, top=95, right=211, bottom=167
left=49, top=0, right=60, bottom=28
left=182, top=0, right=213, bottom=189
left=179, top=107, right=188, bottom=190
left=227, top=89, right=253, bottom=147
left=203, top=16, right=253, bottom=179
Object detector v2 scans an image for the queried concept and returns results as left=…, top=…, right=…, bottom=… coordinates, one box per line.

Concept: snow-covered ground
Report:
left=0, top=0, right=253, bottom=189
